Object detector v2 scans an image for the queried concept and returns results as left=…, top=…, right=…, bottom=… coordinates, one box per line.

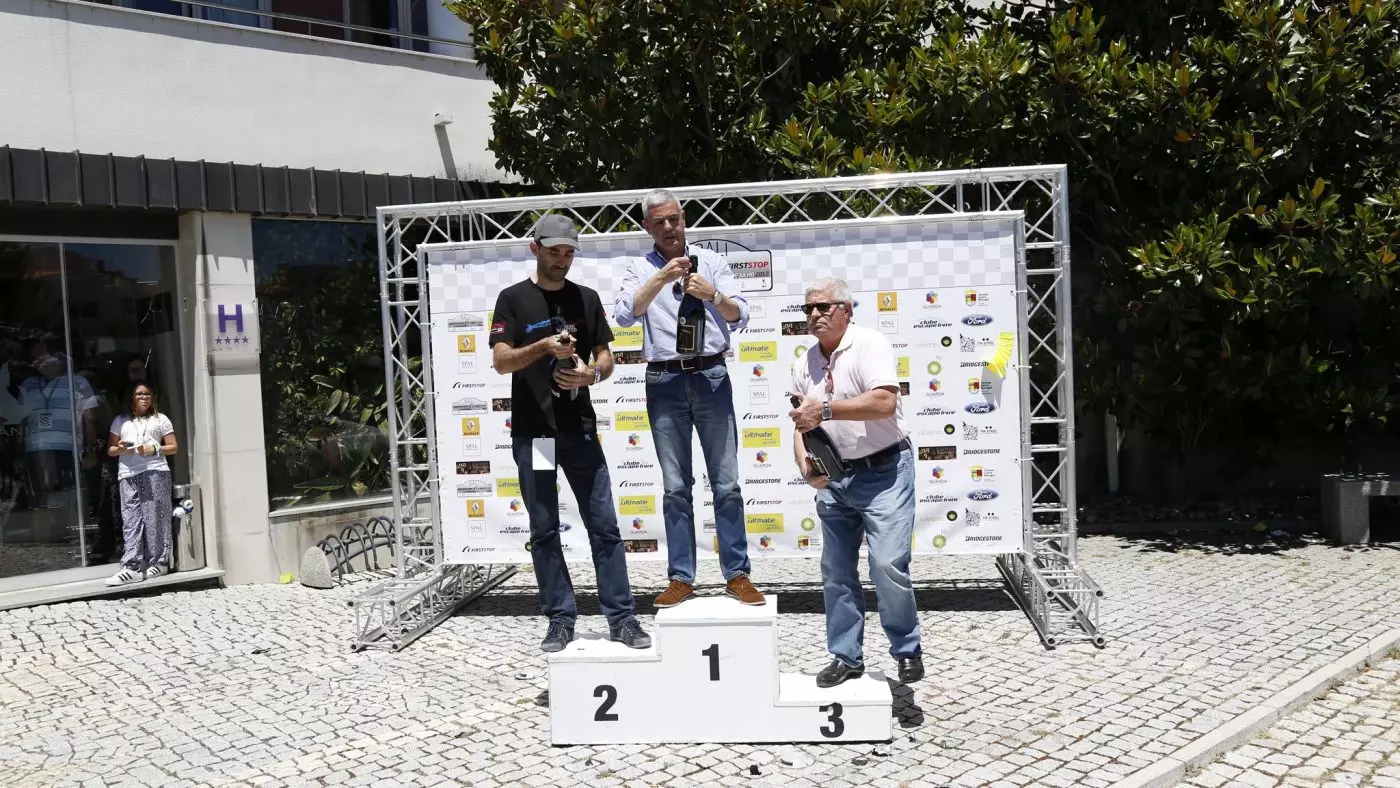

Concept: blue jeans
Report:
left=512, top=434, right=636, bottom=629
left=816, top=446, right=921, bottom=666
left=645, top=364, right=750, bottom=583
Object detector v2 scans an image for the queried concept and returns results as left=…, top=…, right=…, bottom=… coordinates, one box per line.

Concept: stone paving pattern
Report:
left=1, top=534, right=1398, bottom=787
left=1175, top=656, right=1400, bottom=788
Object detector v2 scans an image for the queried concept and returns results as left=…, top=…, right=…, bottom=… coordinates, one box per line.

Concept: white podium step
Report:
left=548, top=594, right=892, bottom=745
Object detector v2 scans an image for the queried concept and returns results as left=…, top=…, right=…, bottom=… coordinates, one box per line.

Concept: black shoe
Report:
left=541, top=620, right=574, bottom=653
left=897, top=655, right=924, bottom=684
left=816, top=658, right=864, bottom=688
left=609, top=618, right=652, bottom=649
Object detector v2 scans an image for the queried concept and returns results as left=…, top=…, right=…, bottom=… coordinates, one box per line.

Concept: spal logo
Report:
left=933, top=534, right=948, bottom=550
left=739, top=341, right=778, bottom=361
left=615, top=411, right=650, bottom=430
left=742, top=427, right=781, bottom=448
left=800, top=517, right=816, bottom=532
left=927, top=361, right=943, bottom=375
left=612, top=325, right=644, bottom=348
left=745, top=513, right=784, bottom=534
left=496, top=478, right=521, bottom=497
left=896, top=357, right=910, bottom=379
left=618, top=495, right=657, bottom=515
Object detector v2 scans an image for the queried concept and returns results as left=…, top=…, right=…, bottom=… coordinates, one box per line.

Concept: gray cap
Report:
left=532, top=214, right=580, bottom=249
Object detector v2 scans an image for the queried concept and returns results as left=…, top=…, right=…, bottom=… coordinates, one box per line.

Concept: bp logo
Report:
left=944, top=423, right=956, bottom=435
left=946, top=510, right=958, bottom=522
left=927, top=361, right=943, bottom=375
left=800, top=517, right=816, bottom=532
left=793, top=344, right=807, bottom=358
left=941, top=336, right=953, bottom=348
left=933, top=534, right=948, bottom=549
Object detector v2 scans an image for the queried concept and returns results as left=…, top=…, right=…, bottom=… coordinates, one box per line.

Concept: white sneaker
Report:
left=105, top=567, right=144, bottom=587
left=144, top=564, right=168, bottom=579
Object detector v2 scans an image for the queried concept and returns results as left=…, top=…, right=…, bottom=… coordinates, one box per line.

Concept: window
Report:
left=253, top=220, right=392, bottom=510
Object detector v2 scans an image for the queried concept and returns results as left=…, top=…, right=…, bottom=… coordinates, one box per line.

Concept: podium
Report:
left=548, top=594, right=893, bottom=744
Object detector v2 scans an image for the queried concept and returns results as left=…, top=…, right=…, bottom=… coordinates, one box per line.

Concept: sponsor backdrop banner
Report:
left=425, top=215, right=1026, bottom=565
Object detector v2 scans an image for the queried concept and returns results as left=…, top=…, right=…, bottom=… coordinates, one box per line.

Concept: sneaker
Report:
left=609, top=619, right=652, bottom=650
left=816, top=658, right=865, bottom=688
left=541, top=620, right=574, bottom=653
left=725, top=575, right=765, bottom=606
left=653, top=580, right=695, bottom=608
left=144, top=564, right=168, bottom=580
left=104, top=567, right=143, bottom=587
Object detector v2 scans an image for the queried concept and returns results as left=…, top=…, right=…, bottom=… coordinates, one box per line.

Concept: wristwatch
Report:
left=709, top=289, right=723, bottom=305
left=821, top=401, right=833, bottom=421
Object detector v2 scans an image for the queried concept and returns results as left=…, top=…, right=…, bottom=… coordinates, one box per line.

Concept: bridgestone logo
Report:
left=966, top=536, right=1000, bottom=542
left=964, top=449, right=1000, bottom=455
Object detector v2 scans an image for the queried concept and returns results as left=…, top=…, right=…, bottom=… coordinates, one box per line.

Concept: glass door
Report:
left=0, top=239, right=186, bottom=584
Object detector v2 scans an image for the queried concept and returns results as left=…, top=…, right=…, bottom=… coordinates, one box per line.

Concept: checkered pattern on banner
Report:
left=427, top=217, right=1013, bottom=311
left=426, top=213, right=1027, bottom=566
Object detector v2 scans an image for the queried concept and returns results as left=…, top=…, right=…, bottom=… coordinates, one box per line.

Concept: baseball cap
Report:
left=532, top=214, right=580, bottom=249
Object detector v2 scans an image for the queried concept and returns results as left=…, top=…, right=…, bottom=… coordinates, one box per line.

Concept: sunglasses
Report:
left=801, top=302, right=844, bottom=316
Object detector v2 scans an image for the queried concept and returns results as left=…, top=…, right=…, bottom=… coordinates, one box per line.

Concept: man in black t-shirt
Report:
left=490, top=214, right=650, bottom=653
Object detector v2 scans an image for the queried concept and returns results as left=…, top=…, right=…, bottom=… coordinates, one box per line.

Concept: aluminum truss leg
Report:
left=996, top=552, right=1105, bottom=650
left=350, top=563, right=518, bottom=651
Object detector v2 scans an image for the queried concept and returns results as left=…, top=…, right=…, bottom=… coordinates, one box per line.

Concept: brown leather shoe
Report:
left=653, top=580, right=695, bottom=608
left=725, top=575, right=765, bottom=606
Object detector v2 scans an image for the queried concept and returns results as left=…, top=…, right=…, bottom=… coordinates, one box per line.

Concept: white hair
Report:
left=641, top=188, right=680, bottom=214
left=805, top=277, right=854, bottom=305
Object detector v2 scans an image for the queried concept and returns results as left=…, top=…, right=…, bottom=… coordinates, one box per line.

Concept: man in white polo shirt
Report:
left=788, top=277, right=923, bottom=688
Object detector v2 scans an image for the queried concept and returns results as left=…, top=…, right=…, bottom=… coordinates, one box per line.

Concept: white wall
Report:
left=0, top=0, right=505, bottom=182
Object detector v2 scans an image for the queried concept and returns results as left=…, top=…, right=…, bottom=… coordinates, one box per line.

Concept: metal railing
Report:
left=111, top=0, right=474, bottom=55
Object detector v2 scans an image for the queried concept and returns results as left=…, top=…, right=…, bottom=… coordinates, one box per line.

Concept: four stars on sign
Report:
left=214, top=335, right=250, bottom=345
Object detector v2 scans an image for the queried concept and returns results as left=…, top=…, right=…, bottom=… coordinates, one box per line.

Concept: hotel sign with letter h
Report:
left=207, top=301, right=260, bottom=358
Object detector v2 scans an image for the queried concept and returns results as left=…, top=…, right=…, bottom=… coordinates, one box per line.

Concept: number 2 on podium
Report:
left=593, top=685, right=619, bottom=721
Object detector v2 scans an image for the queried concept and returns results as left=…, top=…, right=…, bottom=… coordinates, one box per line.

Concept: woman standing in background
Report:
left=104, top=381, right=177, bottom=586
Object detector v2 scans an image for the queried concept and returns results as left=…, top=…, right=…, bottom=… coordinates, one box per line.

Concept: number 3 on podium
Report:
left=820, top=702, right=845, bottom=738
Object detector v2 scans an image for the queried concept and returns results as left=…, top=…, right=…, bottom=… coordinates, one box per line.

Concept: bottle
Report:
left=675, top=254, right=707, bottom=355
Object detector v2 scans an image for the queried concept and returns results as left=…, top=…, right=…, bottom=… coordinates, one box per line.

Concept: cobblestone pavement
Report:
left=1, top=534, right=1399, bottom=788
left=1175, top=656, right=1400, bottom=788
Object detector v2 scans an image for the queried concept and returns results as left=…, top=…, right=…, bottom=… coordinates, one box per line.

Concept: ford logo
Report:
left=964, top=402, right=996, bottom=414
left=559, top=523, right=573, bottom=532
left=968, top=489, right=999, bottom=502
left=961, top=314, right=994, bottom=326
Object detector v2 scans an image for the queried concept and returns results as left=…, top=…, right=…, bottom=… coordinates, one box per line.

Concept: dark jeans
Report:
left=512, top=433, right=636, bottom=628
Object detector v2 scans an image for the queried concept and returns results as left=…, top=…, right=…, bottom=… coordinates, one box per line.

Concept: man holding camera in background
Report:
left=490, top=214, right=650, bottom=654
left=614, top=189, right=765, bottom=608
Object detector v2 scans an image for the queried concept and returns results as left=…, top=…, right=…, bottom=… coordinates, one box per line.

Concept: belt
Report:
left=647, top=353, right=726, bottom=373
left=842, top=437, right=911, bottom=472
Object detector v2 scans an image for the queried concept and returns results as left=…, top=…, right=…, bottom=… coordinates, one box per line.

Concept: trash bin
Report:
left=172, top=483, right=205, bottom=572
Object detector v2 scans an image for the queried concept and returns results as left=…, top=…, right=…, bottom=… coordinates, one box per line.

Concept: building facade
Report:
left=0, top=0, right=504, bottom=606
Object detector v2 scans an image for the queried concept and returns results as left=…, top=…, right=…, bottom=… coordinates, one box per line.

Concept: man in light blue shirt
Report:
left=614, top=189, right=765, bottom=608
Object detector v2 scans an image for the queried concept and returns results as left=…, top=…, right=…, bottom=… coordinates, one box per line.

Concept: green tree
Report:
left=456, top=0, right=1400, bottom=465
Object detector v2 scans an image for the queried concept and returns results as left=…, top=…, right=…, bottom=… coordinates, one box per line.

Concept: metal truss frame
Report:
left=353, top=165, right=1103, bottom=651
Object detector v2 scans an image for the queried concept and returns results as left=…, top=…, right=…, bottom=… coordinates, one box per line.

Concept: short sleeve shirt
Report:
left=790, top=324, right=906, bottom=459
left=489, top=279, right=613, bottom=438
left=110, top=413, right=175, bottom=480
